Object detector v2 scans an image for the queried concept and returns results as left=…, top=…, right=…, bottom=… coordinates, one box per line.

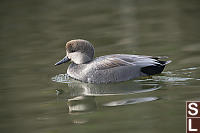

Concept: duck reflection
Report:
left=67, top=96, right=97, bottom=114
left=67, top=79, right=160, bottom=96
left=53, top=74, right=160, bottom=114
left=62, top=78, right=160, bottom=114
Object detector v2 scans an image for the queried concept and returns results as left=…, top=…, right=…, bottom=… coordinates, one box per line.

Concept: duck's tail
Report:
left=141, top=60, right=171, bottom=75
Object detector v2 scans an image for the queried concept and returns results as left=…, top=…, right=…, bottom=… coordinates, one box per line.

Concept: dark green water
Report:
left=1, top=0, right=200, bottom=133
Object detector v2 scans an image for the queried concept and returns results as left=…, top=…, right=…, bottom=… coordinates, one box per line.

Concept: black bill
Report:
left=55, top=56, right=70, bottom=66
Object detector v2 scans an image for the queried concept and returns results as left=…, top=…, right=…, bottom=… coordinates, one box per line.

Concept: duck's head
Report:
left=55, top=39, right=95, bottom=66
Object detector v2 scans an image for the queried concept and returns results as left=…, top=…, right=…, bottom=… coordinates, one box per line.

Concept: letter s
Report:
left=188, top=103, right=198, bottom=116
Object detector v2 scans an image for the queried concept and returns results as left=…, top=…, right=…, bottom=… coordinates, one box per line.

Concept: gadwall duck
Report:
left=55, top=39, right=170, bottom=84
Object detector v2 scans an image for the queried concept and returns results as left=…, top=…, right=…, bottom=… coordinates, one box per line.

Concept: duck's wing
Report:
left=94, top=57, right=132, bottom=70
left=94, top=54, right=165, bottom=70
left=105, top=54, right=168, bottom=61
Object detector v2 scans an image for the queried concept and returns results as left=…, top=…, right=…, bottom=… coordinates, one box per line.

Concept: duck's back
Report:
left=67, top=54, right=169, bottom=83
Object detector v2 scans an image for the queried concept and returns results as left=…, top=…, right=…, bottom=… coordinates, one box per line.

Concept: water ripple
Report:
left=51, top=74, right=71, bottom=83
left=104, top=97, right=158, bottom=107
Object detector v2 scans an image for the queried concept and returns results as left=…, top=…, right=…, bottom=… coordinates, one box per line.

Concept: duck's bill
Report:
left=55, top=56, right=70, bottom=66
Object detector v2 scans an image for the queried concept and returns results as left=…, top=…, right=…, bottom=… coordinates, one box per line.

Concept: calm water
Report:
left=1, top=0, right=200, bottom=133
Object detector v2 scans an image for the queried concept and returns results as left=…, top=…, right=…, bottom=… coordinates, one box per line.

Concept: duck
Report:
left=55, top=39, right=170, bottom=84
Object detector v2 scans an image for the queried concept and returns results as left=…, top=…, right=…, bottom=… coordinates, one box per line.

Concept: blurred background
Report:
left=0, top=0, right=200, bottom=133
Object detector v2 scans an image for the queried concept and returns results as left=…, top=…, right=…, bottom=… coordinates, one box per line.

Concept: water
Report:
left=1, top=0, right=200, bottom=133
